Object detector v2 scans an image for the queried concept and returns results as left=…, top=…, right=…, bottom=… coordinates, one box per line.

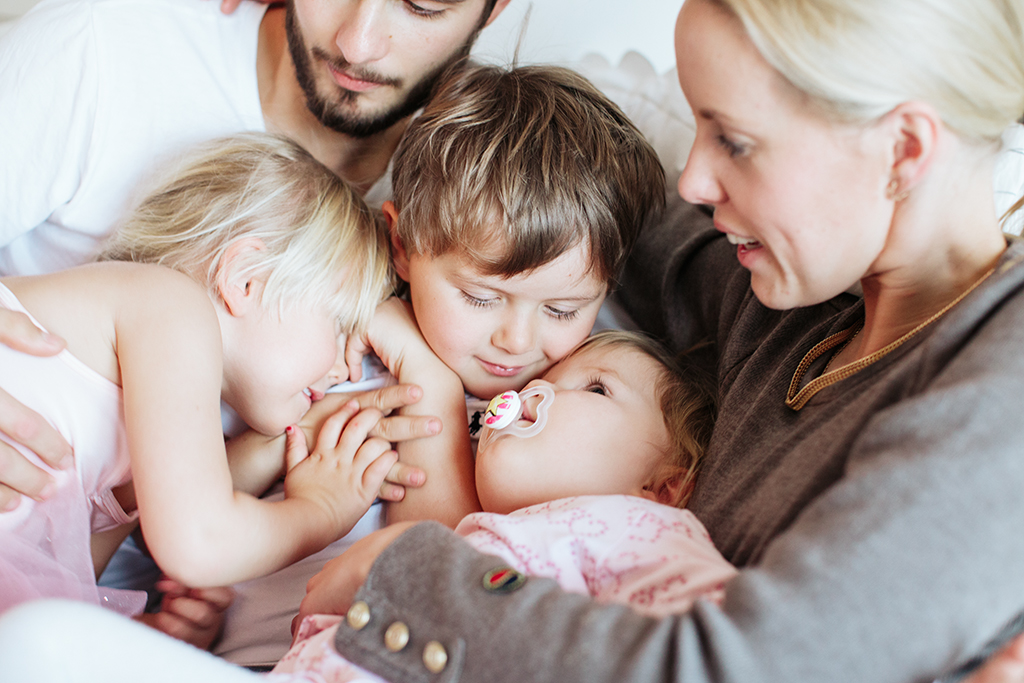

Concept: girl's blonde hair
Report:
left=709, top=0, right=1024, bottom=224
left=100, top=133, right=391, bottom=334
left=571, top=331, right=716, bottom=508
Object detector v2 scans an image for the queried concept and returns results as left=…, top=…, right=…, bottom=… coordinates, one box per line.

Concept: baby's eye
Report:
left=546, top=306, right=580, bottom=321
left=461, top=292, right=496, bottom=308
left=586, top=382, right=607, bottom=396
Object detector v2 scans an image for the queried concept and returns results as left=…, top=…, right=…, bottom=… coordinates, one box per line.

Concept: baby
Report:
left=271, top=331, right=738, bottom=682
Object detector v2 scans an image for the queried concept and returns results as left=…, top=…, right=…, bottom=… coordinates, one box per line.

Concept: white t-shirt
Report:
left=0, top=0, right=268, bottom=275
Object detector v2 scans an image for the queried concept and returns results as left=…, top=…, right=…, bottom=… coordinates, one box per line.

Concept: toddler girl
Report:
left=0, top=133, right=395, bottom=615
left=272, top=330, right=738, bottom=682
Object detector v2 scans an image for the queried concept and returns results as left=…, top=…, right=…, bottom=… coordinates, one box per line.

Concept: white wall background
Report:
left=0, top=0, right=684, bottom=72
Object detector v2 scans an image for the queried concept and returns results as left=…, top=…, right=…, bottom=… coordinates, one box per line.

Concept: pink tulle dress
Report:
left=0, top=283, right=145, bottom=616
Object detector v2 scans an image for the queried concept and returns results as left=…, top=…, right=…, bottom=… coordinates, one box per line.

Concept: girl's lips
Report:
left=478, top=359, right=526, bottom=378
left=329, top=65, right=382, bottom=93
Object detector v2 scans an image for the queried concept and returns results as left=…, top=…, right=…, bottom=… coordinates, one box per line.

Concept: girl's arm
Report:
left=116, top=268, right=394, bottom=588
left=357, top=298, right=481, bottom=526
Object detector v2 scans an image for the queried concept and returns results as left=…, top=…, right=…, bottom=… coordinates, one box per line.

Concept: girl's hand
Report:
left=0, top=308, right=73, bottom=511
left=136, top=577, right=235, bottom=651
left=284, top=401, right=399, bottom=541
left=294, top=521, right=419, bottom=631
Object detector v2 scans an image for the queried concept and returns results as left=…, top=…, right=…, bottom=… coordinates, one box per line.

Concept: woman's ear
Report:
left=641, top=467, right=695, bottom=508
left=216, top=237, right=267, bottom=317
left=383, top=201, right=411, bottom=282
left=884, top=101, right=941, bottom=200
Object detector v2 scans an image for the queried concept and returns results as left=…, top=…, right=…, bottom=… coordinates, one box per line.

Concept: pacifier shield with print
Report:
left=481, top=386, right=554, bottom=438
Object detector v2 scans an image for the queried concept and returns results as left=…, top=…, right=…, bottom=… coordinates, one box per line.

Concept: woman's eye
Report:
left=716, top=134, right=747, bottom=158
left=547, top=306, right=580, bottom=321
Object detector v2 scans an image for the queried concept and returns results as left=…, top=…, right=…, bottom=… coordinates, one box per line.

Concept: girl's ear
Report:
left=640, top=467, right=695, bottom=508
left=883, top=101, right=941, bottom=200
left=216, top=237, right=267, bottom=317
left=383, top=201, right=411, bottom=282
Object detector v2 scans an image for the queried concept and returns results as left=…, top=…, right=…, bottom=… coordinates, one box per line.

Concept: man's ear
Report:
left=216, top=237, right=266, bottom=317
left=640, top=467, right=695, bottom=508
left=383, top=201, right=411, bottom=282
left=482, top=0, right=512, bottom=28
left=883, top=101, right=941, bottom=200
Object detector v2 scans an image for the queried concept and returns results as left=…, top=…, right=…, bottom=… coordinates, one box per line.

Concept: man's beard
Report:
left=285, top=3, right=475, bottom=139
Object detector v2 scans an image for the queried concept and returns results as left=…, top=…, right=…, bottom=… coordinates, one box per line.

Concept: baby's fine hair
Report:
left=99, top=133, right=392, bottom=335
left=571, top=330, right=716, bottom=508
left=391, top=62, right=666, bottom=285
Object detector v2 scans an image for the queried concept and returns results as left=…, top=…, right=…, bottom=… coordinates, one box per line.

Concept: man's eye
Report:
left=406, top=1, right=444, bottom=18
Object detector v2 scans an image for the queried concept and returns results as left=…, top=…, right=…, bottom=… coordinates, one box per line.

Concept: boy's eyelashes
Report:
left=458, top=291, right=582, bottom=321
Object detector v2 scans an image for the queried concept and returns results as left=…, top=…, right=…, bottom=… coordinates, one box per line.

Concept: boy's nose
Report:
left=336, top=1, right=390, bottom=66
left=492, top=312, right=535, bottom=356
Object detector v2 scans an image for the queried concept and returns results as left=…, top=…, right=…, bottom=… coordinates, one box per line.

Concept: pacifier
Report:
left=481, top=385, right=554, bottom=438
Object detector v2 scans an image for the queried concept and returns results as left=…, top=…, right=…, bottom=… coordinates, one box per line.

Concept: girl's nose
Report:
left=336, top=1, right=390, bottom=66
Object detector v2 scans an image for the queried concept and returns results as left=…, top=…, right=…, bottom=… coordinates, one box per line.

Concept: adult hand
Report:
left=964, top=634, right=1024, bottom=683
left=293, top=521, right=419, bottom=631
left=136, top=577, right=235, bottom=651
left=0, top=308, right=73, bottom=511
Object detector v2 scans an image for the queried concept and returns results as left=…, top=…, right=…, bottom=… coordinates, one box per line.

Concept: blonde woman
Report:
left=0, top=134, right=396, bottom=616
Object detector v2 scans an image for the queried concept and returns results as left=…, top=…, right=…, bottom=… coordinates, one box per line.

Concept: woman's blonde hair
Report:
left=391, top=62, right=665, bottom=286
left=100, top=133, right=391, bottom=334
left=709, top=0, right=1024, bottom=224
left=571, top=330, right=717, bottom=508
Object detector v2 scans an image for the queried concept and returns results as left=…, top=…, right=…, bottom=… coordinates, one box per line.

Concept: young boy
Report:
left=343, top=62, right=667, bottom=525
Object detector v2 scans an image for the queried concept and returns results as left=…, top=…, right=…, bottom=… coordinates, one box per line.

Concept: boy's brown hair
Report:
left=390, top=62, right=666, bottom=286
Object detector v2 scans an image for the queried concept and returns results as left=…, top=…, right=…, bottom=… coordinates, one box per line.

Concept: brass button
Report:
left=422, top=640, right=448, bottom=674
left=384, top=621, right=410, bottom=652
left=346, top=601, right=371, bottom=631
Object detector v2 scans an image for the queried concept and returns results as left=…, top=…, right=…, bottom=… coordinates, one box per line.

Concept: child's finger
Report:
left=378, top=481, right=406, bottom=501
left=369, top=413, right=442, bottom=443
left=351, top=436, right=393, bottom=472
left=345, top=335, right=368, bottom=383
left=347, top=383, right=424, bottom=416
left=284, top=425, right=309, bottom=473
left=383, top=460, right=426, bottom=489
left=0, top=308, right=66, bottom=357
left=315, top=400, right=362, bottom=450
left=360, top=448, right=399, bottom=491
left=333, top=408, right=385, bottom=455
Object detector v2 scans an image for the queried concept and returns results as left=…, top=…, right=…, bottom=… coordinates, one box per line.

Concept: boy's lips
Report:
left=477, top=358, right=527, bottom=378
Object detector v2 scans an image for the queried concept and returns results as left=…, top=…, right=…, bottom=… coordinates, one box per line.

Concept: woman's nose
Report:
left=677, top=143, right=727, bottom=206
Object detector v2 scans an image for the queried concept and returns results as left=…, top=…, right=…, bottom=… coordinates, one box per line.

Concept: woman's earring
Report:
left=886, top=177, right=910, bottom=202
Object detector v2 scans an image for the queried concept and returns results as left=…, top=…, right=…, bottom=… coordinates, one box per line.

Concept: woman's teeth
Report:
left=726, top=233, right=760, bottom=247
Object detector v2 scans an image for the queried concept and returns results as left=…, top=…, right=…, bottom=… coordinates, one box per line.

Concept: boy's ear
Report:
left=640, top=467, right=694, bottom=508
left=216, top=237, right=266, bottom=317
left=383, top=201, right=411, bottom=282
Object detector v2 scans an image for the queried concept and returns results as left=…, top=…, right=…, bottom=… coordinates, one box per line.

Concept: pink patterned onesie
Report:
left=269, top=495, right=737, bottom=682
left=0, top=283, right=145, bottom=616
